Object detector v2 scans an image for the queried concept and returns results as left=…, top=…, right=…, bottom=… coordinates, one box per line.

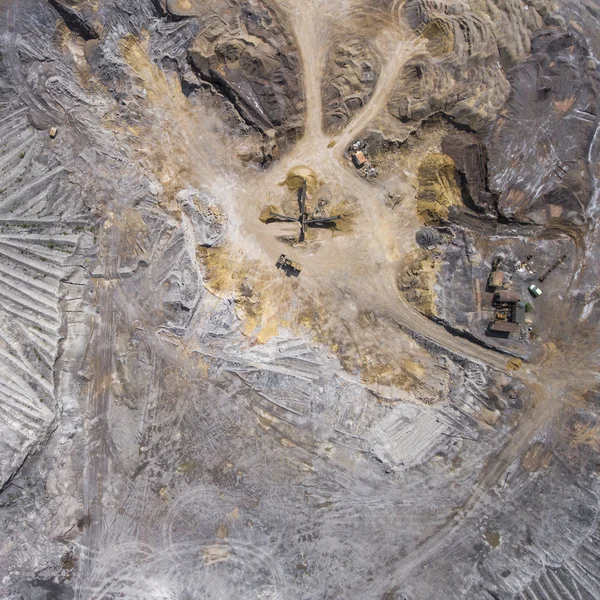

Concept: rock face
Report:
left=387, top=0, right=549, bottom=130
left=486, top=29, right=599, bottom=224
left=416, top=226, right=441, bottom=248
left=323, top=37, right=380, bottom=133
left=0, top=44, right=92, bottom=491
left=332, top=0, right=551, bottom=148
left=441, top=132, right=497, bottom=215
left=186, top=0, right=304, bottom=156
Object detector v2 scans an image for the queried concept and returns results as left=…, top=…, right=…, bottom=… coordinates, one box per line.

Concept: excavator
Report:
left=267, top=179, right=341, bottom=243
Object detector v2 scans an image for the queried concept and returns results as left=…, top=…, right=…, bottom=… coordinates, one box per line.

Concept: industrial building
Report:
left=488, top=292, right=525, bottom=335
left=489, top=320, right=519, bottom=333
left=494, top=290, right=520, bottom=304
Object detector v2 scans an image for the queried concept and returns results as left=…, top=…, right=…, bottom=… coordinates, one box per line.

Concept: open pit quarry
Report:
left=1, top=1, right=600, bottom=599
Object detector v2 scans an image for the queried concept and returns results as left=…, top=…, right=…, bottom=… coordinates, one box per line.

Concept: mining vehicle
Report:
left=276, top=254, right=302, bottom=276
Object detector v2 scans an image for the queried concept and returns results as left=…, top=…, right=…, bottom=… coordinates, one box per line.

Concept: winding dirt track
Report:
left=267, top=0, right=599, bottom=591
left=4, top=0, right=597, bottom=596
left=242, top=0, right=511, bottom=374
left=64, top=0, right=598, bottom=594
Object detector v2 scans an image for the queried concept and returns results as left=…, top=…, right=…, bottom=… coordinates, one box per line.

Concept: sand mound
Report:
left=416, top=153, right=462, bottom=224
left=280, top=165, right=319, bottom=194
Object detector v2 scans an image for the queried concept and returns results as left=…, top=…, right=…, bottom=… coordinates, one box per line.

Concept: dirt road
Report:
left=101, top=0, right=600, bottom=593
left=4, top=1, right=600, bottom=599
left=77, top=207, right=120, bottom=597
left=255, top=0, right=600, bottom=590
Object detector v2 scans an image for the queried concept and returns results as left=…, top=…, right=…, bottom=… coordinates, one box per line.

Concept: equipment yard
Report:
left=0, top=0, right=600, bottom=599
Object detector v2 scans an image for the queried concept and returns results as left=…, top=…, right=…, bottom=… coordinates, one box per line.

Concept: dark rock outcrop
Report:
left=187, top=0, right=304, bottom=155
left=486, top=29, right=599, bottom=224
left=442, top=132, right=498, bottom=215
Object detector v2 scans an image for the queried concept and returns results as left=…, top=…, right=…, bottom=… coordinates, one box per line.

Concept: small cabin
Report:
left=511, top=301, right=526, bottom=324
left=494, top=290, right=520, bottom=305
left=489, top=321, right=519, bottom=333
left=352, top=151, right=367, bottom=168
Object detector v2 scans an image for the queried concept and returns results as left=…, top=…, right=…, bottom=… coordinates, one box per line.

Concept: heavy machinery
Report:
left=276, top=254, right=302, bottom=276
left=268, top=179, right=341, bottom=243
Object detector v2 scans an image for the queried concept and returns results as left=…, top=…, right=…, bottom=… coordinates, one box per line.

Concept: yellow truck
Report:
left=276, top=254, right=302, bottom=276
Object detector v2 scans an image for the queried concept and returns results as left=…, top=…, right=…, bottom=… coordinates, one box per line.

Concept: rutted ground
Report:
left=0, top=0, right=600, bottom=599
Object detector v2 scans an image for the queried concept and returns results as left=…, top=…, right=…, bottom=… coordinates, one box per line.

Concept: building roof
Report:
left=512, top=301, right=526, bottom=324
left=352, top=151, right=367, bottom=168
left=494, top=290, right=520, bottom=304
left=490, top=321, right=519, bottom=332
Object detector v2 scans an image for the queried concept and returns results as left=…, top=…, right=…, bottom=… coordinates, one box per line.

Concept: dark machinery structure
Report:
left=539, top=253, right=567, bottom=282
left=267, top=179, right=341, bottom=243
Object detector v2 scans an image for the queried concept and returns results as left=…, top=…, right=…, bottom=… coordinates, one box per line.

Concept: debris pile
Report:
left=415, top=227, right=441, bottom=250
left=398, top=249, right=438, bottom=316
left=349, top=141, right=378, bottom=180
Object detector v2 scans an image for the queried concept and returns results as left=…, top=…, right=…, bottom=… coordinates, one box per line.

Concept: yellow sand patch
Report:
left=173, top=0, right=193, bottom=10
left=554, top=97, right=576, bottom=113
left=119, top=32, right=173, bottom=102
left=280, top=165, right=319, bottom=194
left=358, top=358, right=429, bottom=390
left=197, top=245, right=294, bottom=344
left=296, top=301, right=437, bottom=396
left=398, top=248, right=440, bottom=317
left=416, top=153, right=462, bottom=224
left=255, top=406, right=276, bottom=431
left=506, top=358, right=522, bottom=371
left=259, top=205, right=282, bottom=223
left=117, top=31, right=208, bottom=199
left=328, top=200, right=355, bottom=235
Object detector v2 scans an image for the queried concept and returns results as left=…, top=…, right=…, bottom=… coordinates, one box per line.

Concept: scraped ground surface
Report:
left=1, top=0, right=600, bottom=599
